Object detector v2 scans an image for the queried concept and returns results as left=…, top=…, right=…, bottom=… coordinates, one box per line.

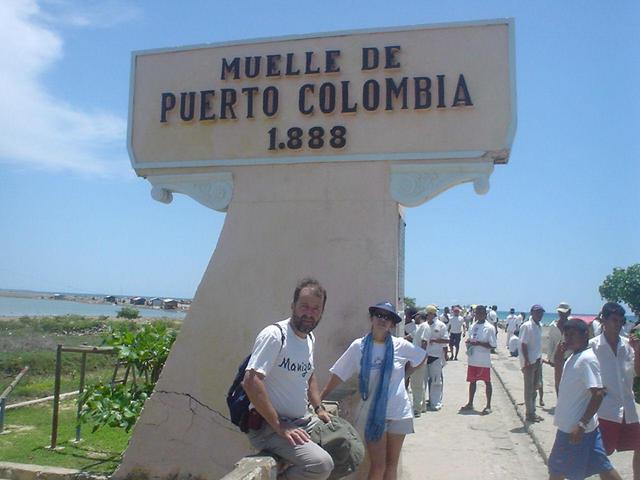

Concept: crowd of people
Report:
left=239, top=277, right=640, bottom=480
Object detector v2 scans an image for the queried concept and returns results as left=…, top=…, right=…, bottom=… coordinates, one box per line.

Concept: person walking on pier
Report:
left=448, top=306, right=466, bottom=361
left=424, top=304, right=449, bottom=410
left=548, top=318, right=623, bottom=480
left=547, top=302, right=571, bottom=396
left=242, top=278, right=334, bottom=480
left=505, top=307, right=520, bottom=347
left=321, top=301, right=427, bottom=480
left=460, top=305, right=497, bottom=414
left=589, top=302, right=640, bottom=480
left=408, top=310, right=430, bottom=416
left=520, top=304, right=544, bottom=422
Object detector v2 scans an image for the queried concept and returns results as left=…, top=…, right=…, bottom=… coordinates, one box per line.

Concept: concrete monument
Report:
left=115, top=19, right=516, bottom=479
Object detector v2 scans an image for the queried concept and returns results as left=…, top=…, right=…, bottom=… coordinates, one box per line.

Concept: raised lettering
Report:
left=199, top=90, right=216, bottom=121
left=414, top=77, right=432, bottom=109
left=262, top=86, right=279, bottom=117
left=220, top=88, right=237, bottom=119
left=245, top=56, right=261, bottom=79
left=221, top=57, right=240, bottom=80
left=385, top=77, right=408, bottom=110
left=299, top=84, right=314, bottom=115
left=437, top=75, right=446, bottom=108
left=362, top=47, right=379, bottom=70
left=452, top=74, right=473, bottom=106
left=319, top=82, right=336, bottom=114
left=160, top=92, right=176, bottom=122
left=266, top=54, right=281, bottom=77
left=341, top=81, right=357, bottom=113
left=325, top=50, right=341, bottom=73
left=362, top=79, right=380, bottom=111
left=179, top=92, right=196, bottom=121
left=305, top=51, right=321, bottom=74
left=285, top=53, right=301, bottom=76
left=384, top=46, right=401, bottom=69
left=241, top=87, right=258, bottom=118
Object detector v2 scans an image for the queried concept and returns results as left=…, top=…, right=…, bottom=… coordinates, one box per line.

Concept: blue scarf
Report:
left=359, top=333, right=394, bottom=443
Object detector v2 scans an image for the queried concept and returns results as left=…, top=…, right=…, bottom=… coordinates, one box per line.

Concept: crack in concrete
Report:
left=155, top=390, right=239, bottom=433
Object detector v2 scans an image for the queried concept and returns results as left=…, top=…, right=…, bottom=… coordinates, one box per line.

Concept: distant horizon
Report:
left=1, top=287, right=608, bottom=316
left=0, top=287, right=193, bottom=301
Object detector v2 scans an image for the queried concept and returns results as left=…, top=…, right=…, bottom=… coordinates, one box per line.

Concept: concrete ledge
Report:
left=218, top=456, right=277, bottom=480
left=491, top=357, right=549, bottom=464
left=0, top=462, right=105, bottom=480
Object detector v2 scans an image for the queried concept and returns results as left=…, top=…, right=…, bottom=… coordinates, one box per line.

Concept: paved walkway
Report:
left=399, top=342, right=635, bottom=479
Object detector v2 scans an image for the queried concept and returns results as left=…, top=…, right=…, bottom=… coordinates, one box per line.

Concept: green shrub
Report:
left=116, top=307, right=140, bottom=319
left=80, top=322, right=177, bottom=432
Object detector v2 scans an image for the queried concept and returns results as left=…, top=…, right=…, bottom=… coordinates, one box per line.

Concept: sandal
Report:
left=459, top=404, right=474, bottom=412
left=482, top=407, right=492, bottom=415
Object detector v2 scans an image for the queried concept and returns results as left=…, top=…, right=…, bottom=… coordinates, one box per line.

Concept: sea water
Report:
left=0, top=296, right=186, bottom=319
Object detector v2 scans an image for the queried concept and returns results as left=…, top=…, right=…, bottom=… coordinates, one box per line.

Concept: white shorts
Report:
left=386, top=417, right=414, bottom=435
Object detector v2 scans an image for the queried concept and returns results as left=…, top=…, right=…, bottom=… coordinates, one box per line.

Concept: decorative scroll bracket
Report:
left=390, top=161, right=495, bottom=207
left=146, top=173, right=234, bottom=212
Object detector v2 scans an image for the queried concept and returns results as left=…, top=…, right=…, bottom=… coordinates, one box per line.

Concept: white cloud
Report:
left=39, top=0, right=141, bottom=29
left=0, top=0, right=130, bottom=176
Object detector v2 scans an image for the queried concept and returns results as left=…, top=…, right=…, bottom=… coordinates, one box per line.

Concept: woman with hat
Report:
left=320, top=301, right=427, bottom=480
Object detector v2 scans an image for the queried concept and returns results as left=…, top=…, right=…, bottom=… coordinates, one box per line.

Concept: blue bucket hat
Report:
left=369, top=301, right=402, bottom=324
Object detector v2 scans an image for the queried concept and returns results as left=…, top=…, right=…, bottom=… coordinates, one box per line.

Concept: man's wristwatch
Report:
left=577, top=420, right=588, bottom=430
left=314, top=404, right=326, bottom=414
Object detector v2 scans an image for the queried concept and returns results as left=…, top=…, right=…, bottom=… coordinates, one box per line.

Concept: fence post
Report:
left=75, top=352, right=87, bottom=442
left=50, top=344, right=62, bottom=449
left=0, top=397, right=5, bottom=433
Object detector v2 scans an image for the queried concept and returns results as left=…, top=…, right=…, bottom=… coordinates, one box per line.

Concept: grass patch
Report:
left=0, top=400, right=130, bottom=475
left=0, top=315, right=182, bottom=472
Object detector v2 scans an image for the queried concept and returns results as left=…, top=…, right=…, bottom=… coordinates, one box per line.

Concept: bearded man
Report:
left=242, top=278, right=334, bottom=480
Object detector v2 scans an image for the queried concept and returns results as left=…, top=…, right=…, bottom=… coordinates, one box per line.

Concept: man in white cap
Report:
left=409, top=310, right=430, bottom=416
left=520, top=304, right=545, bottom=422
left=424, top=305, right=449, bottom=411
left=547, top=302, right=572, bottom=394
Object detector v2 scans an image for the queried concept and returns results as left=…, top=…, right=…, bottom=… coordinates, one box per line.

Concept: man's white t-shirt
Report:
left=425, top=319, right=450, bottom=358
left=547, top=321, right=564, bottom=363
left=505, top=314, right=520, bottom=335
left=467, top=321, right=497, bottom=368
left=554, top=348, right=602, bottom=433
left=488, top=310, right=498, bottom=327
left=246, top=319, right=314, bottom=420
left=448, top=315, right=465, bottom=334
left=329, top=336, right=426, bottom=420
left=412, top=322, right=430, bottom=347
left=519, top=320, right=542, bottom=368
left=589, top=334, right=639, bottom=424
left=404, top=320, right=417, bottom=337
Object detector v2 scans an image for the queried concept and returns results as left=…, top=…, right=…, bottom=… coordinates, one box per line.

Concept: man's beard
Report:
left=291, top=314, right=319, bottom=334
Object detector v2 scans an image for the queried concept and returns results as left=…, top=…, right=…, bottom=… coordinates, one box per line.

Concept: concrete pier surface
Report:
left=399, top=343, right=635, bottom=479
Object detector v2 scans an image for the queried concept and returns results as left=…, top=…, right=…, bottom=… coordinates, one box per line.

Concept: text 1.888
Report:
left=267, top=126, right=347, bottom=151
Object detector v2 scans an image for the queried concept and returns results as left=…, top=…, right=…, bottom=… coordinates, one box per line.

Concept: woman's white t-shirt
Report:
left=329, top=336, right=426, bottom=420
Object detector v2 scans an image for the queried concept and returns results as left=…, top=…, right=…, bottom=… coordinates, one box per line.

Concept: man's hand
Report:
left=553, top=341, right=567, bottom=366
left=278, top=425, right=311, bottom=446
left=569, top=424, right=585, bottom=444
left=316, top=409, right=332, bottom=424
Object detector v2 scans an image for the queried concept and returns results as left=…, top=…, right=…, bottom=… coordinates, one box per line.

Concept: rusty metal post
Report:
left=50, top=344, right=62, bottom=449
left=0, top=398, right=5, bottom=433
left=75, top=352, right=87, bottom=442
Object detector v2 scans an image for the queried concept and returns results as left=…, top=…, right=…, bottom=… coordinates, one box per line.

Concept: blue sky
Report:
left=0, top=0, right=638, bottom=314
